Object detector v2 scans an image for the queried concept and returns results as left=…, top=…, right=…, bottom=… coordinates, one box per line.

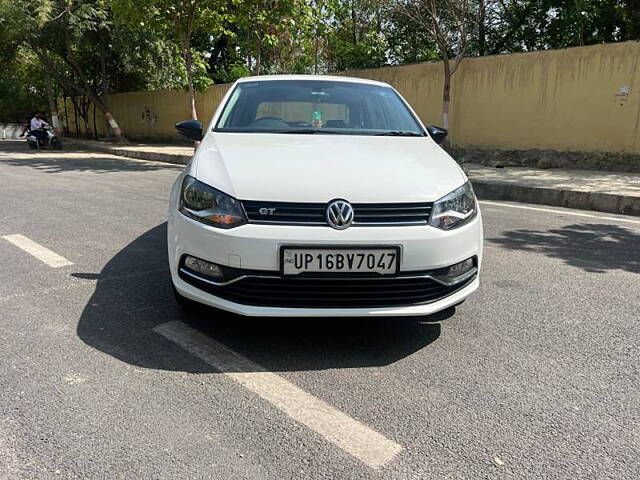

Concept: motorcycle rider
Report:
left=29, top=112, right=49, bottom=147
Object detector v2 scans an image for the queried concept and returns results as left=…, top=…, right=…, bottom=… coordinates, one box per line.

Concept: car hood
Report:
left=193, top=133, right=466, bottom=203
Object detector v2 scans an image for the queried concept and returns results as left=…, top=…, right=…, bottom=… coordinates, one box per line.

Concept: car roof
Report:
left=235, top=74, right=391, bottom=88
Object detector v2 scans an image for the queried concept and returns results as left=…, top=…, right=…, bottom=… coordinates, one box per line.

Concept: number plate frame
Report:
left=280, top=245, right=402, bottom=277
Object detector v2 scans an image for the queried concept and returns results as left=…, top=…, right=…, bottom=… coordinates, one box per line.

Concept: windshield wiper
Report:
left=374, top=131, right=424, bottom=137
left=274, top=128, right=350, bottom=135
left=275, top=128, right=322, bottom=134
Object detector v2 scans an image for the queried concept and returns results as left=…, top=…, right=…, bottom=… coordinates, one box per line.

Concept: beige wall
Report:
left=61, top=41, right=640, bottom=153
left=346, top=41, right=640, bottom=153
left=60, top=84, right=231, bottom=141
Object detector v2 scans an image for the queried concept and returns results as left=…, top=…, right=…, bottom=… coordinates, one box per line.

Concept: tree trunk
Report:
left=183, top=41, right=198, bottom=121
left=78, top=86, right=123, bottom=140
left=187, top=68, right=198, bottom=121
left=96, top=103, right=124, bottom=142
left=77, top=88, right=121, bottom=142
left=96, top=43, right=125, bottom=140
left=477, top=0, right=486, bottom=56
left=44, top=69, right=61, bottom=134
left=72, top=98, right=80, bottom=138
left=63, top=96, right=70, bottom=135
left=81, top=97, right=91, bottom=138
left=47, top=22, right=127, bottom=142
left=38, top=50, right=126, bottom=142
left=92, top=103, right=98, bottom=140
left=351, top=0, right=357, bottom=45
left=314, top=26, right=319, bottom=75
left=255, top=41, right=262, bottom=76
left=442, top=59, right=451, bottom=131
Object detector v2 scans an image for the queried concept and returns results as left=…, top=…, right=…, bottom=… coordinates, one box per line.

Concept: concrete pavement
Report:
left=468, top=164, right=640, bottom=216
left=63, top=138, right=194, bottom=165
left=1, top=141, right=639, bottom=479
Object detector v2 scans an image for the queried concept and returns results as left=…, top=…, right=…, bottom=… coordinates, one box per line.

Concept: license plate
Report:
left=281, top=247, right=400, bottom=276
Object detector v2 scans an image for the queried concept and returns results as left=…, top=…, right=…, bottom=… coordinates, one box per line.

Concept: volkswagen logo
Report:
left=326, top=200, right=354, bottom=230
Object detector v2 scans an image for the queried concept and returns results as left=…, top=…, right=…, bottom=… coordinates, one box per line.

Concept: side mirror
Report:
left=426, top=125, right=448, bottom=145
left=176, top=120, right=203, bottom=141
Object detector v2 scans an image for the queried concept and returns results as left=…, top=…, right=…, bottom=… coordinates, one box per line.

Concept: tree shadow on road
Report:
left=75, top=223, right=444, bottom=374
left=0, top=145, right=182, bottom=174
left=488, top=223, right=640, bottom=274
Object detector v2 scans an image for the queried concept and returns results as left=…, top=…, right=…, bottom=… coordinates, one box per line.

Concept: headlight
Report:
left=179, top=175, right=247, bottom=229
left=429, top=181, right=477, bottom=230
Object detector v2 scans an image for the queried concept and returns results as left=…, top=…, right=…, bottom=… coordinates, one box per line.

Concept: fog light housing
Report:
left=184, top=256, right=223, bottom=279
left=432, top=257, right=476, bottom=286
left=447, top=258, right=474, bottom=278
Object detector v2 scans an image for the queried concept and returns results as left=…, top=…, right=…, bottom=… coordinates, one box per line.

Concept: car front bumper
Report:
left=168, top=207, right=483, bottom=317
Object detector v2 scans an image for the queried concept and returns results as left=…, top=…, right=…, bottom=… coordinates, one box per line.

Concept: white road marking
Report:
left=154, top=320, right=402, bottom=469
left=1, top=234, right=73, bottom=268
left=63, top=374, right=88, bottom=385
left=493, top=456, right=506, bottom=467
left=479, top=201, right=640, bottom=225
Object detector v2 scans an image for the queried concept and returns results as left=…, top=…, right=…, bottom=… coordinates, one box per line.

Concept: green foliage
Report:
left=112, top=0, right=229, bottom=92
left=385, top=9, right=439, bottom=65
left=110, top=22, right=186, bottom=91
left=0, top=48, right=48, bottom=122
left=482, top=0, right=640, bottom=55
left=321, top=0, right=388, bottom=71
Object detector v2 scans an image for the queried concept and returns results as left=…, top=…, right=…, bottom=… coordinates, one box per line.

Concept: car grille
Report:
left=180, top=271, right=475, bottom=309
left=242, top=201, right=433, bottom=226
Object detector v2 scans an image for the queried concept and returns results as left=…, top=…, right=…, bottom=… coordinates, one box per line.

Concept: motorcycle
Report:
left=26, top=126, right=62, bottom=150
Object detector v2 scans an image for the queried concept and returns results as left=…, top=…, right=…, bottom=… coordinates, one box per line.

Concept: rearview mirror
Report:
left=176, top=120, right=203, bottom=141
left=426, top=125, right=448, bottom=145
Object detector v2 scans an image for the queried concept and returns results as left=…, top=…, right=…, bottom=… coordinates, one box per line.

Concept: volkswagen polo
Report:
left=168, top=75, right=482, bottom=317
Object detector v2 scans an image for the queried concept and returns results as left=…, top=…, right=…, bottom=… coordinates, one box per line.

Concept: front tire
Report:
left=52, top=139, right=62, bottom=150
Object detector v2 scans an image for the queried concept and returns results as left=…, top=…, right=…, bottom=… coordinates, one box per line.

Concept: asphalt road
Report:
left=0, top=140, right=638, bottom=480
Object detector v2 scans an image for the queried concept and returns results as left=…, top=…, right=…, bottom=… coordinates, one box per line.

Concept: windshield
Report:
left=214, top=80, right=425, bottom=136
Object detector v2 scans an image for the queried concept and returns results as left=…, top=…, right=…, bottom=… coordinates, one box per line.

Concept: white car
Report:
left=168, top=75, right=482, bottom=317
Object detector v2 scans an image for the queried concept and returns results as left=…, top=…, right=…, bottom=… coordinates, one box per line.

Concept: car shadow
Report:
left=75, top=223, right=445, bottom=374
left=487, top=223, right=640, bottom=274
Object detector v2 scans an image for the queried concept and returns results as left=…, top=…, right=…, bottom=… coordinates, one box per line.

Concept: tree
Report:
left=0, top=0, right=50, bottom=123
left=392, top=0, right=474, bottom=131
left=324, top=0, right=388, bottom=71
left=385, top=7, right=439, bottom=64
left=619, top=0, right=640, bottom=41
left=0, top=0, right=136, bottom=140
left=232, top=0, right=309, bottom=75
left=36, top=1, right=127, bottom=140
left=113, top=0, right=229, bottom=120
left=0, top=49, right=48, bottom=123
left=475, top=1, right=640, bottom=56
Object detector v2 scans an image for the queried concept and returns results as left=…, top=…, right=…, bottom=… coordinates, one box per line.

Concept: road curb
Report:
left=64, top=139, right=191, bottom=165
left=472, top=180, right=640, bottom=216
